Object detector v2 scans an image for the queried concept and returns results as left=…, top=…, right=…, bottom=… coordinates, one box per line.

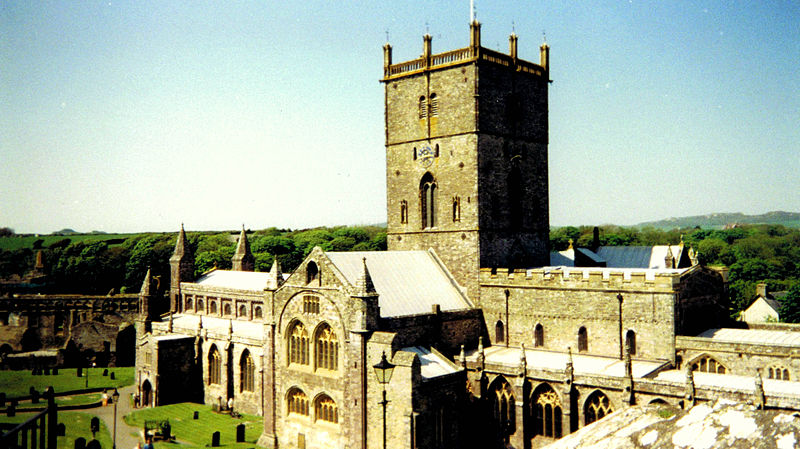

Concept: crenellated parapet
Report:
left=479, top=267, right=686, bottom=291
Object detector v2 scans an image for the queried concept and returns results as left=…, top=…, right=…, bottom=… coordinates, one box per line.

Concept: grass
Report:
left=0, top=367, right=135, bottom=397
left=0, top=411, right=113, bottom=449
left=0, top=233, right=144, bottom=251
left=16, top=393, right=103, bottom=410
left=124, top=403, right=262, bottom=449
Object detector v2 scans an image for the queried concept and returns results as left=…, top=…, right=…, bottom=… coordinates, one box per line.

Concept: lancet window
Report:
left=288, top=388, right=309, bottom=416
left=240, top=349, right=255, bottom=392
left=208, top=345, right=221, bottom=385
left=315, top=395, right=338, bottom=423
left=315, top=323, right=338, bottom=371
left=289, top=321, right=310, bottom=366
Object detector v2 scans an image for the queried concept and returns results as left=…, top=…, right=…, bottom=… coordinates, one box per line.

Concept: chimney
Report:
left=756, top=283, right=768, bottom=298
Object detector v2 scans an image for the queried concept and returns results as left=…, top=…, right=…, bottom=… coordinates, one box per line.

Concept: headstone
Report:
left=53, top=368, right=59, bottom=375
left=32, top=368, right=37, bottom=376
left=211, top=431, right=220, bottom=447
left=74, top=437, right=86, bottom=449
left=30, top=386, right=37, bottom=396
left=86, top=439, right=101, bottom=449
left=7, top=403, right=15, bottom=417
left=44, top=367, right=50, bottom=375
left=236, top=424, right=245, bottom=442
left=57, top=423, right=66, bottom=436
left=102, top=369, right=108, bottom=377
left=193, top=411, right=199, bottom=420
left=0, top=392, right=5, bottom=407
left=109, top=372, right=115, bottom=380
left=77, top=367, right=83, bottom=377
left=31, top=389, right=39, bottom=404
left=90, top=417, right=100, bottom=434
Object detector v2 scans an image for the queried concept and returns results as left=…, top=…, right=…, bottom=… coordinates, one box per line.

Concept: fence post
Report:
left=47, top=387, right=57, bottom=449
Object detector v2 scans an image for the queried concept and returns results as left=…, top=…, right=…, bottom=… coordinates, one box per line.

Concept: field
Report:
left=124, top=403, right=263, bottom=449
left=0, top=367, right=134, bottom=397
left=0, top=233, right=144, bottom=251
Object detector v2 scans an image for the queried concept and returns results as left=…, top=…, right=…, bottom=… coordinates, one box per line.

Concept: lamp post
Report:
left=85, top=361, right=95, bottom=388
left=111, top=388, right=120, bottom=449
left=372, top=351, right=395, bottom=449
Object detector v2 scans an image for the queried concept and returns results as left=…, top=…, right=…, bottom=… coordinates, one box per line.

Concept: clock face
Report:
left=418, top=145, right=435, bottom=168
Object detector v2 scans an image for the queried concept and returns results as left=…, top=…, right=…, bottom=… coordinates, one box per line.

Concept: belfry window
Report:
left=420, top=172, right=437, bottom=229
left=429, top=93, right=439, bottom=116
left=418, top=96, right=428, bottom=119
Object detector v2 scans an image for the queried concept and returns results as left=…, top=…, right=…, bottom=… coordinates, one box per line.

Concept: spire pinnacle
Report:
left=356, top=257, right=377, bottom=296
left=173, top=224, right=188, bottom=256
left=141, top=268, right=152, bottom=295
left=232, top=225, right=254, bottom=271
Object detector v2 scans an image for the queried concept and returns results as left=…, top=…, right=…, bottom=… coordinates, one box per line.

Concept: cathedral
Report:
left=135, top=21, right=800, bottom=449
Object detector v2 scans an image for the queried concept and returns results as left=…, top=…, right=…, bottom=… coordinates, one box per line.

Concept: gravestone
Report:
left=74, top=437, right=86, bottom=449
left=30, top=386, right=36, bottom=396
left=109, top=372, right=115, bottom=380
left=90, top=417, right=100, bottom=435
left=0, top=392, right=5, bottom=407
left=102, top=369, right=108, bottom=376
left=7, top=403, right=15, bottom=417
left=57, top=423, right=66, bottom=436
left=53, top=368, right=59, bottom=375
left=31, top=389, right=39, bottom=404
left=87, top=439, right=101, bottom=449
left=77, top=367, right=83, bottom=377
left=31, top=368, right=37, bottom=376
left=44, top=367, right=50, bottom=375
left=211, top=431, right=220, bottom=447
left=236, top=424, right=245, bottom=442
left=193, top=411, right=199, bottom=420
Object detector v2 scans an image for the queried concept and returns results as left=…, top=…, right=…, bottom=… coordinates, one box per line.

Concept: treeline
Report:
left=2, top=224, right=799, bottom=320
left=551, top=224, right=800, bottom=316
left=0, top=226, right=386, bottom=295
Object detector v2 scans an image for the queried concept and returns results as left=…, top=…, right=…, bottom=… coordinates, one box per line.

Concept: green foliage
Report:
left=779, top=284, right=800, bottom=323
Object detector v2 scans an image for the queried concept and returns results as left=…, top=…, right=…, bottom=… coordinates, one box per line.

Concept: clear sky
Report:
left=2, top=1, right=798, bottom=234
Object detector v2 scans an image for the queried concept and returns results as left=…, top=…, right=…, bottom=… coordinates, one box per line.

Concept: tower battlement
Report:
left=480, top=267, right=685, bottom=290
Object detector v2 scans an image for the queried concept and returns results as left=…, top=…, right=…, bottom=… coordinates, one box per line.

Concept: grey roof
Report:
left=195, top=270, right=274, bottom=291
left=696, top=328, right=800, bottom=347
left=326, top=250, right=472, bottom=318
left=576, top=248, right=605, bottom=263
left=402, top=346, right=460, bottom=379
left=764, top=297, right=782, bottom=312
left=550, top=249, right=575, bottom=266
left=595, top=246, right=653, bottom=268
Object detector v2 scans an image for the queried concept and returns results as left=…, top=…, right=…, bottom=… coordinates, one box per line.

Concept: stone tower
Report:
left=232, top=226, right=255, bottom=271
left=382, top=21, right=551, bottom=299
left=169, top=224, right=194, bottom=312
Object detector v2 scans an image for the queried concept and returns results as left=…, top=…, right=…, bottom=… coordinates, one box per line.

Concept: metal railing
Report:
left=1, top=387, right=57, bottom=449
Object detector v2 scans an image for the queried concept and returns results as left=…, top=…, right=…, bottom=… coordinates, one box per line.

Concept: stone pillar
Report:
left=510, top=397, right=526, bottom=448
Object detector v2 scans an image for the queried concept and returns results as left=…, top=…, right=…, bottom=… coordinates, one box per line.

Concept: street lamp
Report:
left=85, top=361, right=96, bottom=388
left=372, top=351, right=395, bottom=449
left=111, top=388, right=120, bottom=449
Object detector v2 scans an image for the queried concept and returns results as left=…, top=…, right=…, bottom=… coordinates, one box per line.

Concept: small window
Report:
left=197, top=299, right=204, bottom=312
left=418, top=96, right=428, bottom=119
left=495, top=320, right=505, bottom=344
left=303, top=295, right=320, bottom=314
left=289, top=321, right=310, bottom=366
left=208, top=345, right=221, bottom=385
left=238, top=305, right=247, bottom=318
left=691, top=355, right=726, bottom=374
left=452, top=196, right=461, bottom=222
left=400, top=200, right=408, bottom=224
left=413, top=147, right=417, bottom=160
left=254, top=306, right=263, bottom=319
left=185, top=297, right=193, bottom=310
left=578, top=327, right=588, bottom=352
left=306, top=262, right=319, bottom=285
left=534, top=324, right=543, bottom=348
left=429, top=93, right=439, bottom=116
left=223, top=304, right=232, bottom=316
left=625, top=330, right=636, bottom=356
left=209, top=301, right=218, bottom=315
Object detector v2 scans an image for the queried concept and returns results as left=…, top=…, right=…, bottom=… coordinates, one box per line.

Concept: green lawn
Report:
left=0, top=411, right=113, bottom=449
left=124, top=403, right=262, bottom=449
left=0, top=367, right=134, bottom=397
left=0, top=233, right=143, bottom=251
left=16, top=393, right=103, bottom=410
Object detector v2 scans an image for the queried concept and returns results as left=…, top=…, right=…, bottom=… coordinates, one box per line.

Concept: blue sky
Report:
left=2, top=1, right=798, bottom=234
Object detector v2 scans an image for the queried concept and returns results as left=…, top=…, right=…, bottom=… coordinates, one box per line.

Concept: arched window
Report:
left=223, top=304, right=232, bottom=316
left=197, top=299, right=204, bottom=312
left=289, top=321, right=309, bottom=366
left=287, top=388, right=309, bottom=416
left=186, top=297, right=193, bottom=310
left=578, top=326, right=588, bottom=352
left=625, top=330, right=636, bottom=356
left=691, top=355, right=726, bottom=374
left=495, top=320, right=505, bottom=344
left=489, top=377, right=515, bottom=442
left=420, top=173, right=437, bottom=229
left=418, top=96, right=428, bottom=119
left=429, top=93, right=439, bottom=116
left=584, top=391, right=613, bottom=425
left=531, top=383, right=562, bottom=439
left=254, top=306, right=263, bottom=319
left=240, top=350, right=255, bottom=392
left=400, top=200, right=408, bottom=224
left=315, top=323, right=338, bottom=371
left=508, top=159, right=522, bottom=229
left=306, top=261, right=319, bottom=285
left=315, top=394, right=338, bottom=423
left=452, top=196, right=461, bottom=222
left=238, top=305, right=247, bottom=318
left=208, top=345, right=221, bottom=385
left=209, top=301, right=217, bottom=315
left=534, top=324, right=544, bottom=348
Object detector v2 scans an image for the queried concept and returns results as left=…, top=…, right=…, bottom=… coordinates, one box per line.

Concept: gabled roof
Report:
left=325, top=250, right=472, bottom=318
left=195, top=269, right=275, bottom=291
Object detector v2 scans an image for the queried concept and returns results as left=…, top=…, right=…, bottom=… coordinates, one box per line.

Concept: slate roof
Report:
left=326, top=250, right=472, bottom=318
left=696, top=328, right=800, bottom=347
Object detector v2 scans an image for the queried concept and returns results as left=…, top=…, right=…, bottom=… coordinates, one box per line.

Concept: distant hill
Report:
left=637, top=211, right=800, bottom=230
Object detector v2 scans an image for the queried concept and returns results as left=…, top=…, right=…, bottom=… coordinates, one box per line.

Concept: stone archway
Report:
left=141, top=379, right=153, bottom=407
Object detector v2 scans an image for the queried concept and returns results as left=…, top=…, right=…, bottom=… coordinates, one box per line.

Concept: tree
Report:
left=778, top=284, right=800, bottom=323
left=0, top=227, right=14, bottom=237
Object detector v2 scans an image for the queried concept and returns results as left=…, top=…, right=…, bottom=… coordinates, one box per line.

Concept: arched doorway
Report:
left=141, top=379, right=153, bottom=407
left=530, top=383, right=562, bottom=439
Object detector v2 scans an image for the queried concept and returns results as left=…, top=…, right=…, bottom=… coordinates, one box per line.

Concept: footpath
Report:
left=62, top=384, right=142, bottom=449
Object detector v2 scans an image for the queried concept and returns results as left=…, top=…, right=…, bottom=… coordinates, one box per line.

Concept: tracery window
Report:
left=578, top=326, right=588, bottom=352
left=534, top=323, right=544, bottom=348
left=314, top=394, right=338, bottom=423
left=768, top=366, right=790, bottom=381
left=240, top=349, right=255, bottom=392
left=531, top=383, right=562, bottom=438
left=289, top=321, right=310, bottom=365
left=490, top=377, right=515, bottom=441
left=625, top=330, right=636, bottom=356
left=420, top=172, right=436, bottom=229
left=400, top=200, right=408, bottom=224
left=495, top=320, right=505, bottom=344
left=584, top=391, right=613, bottom=425
left=208, top=345, right=221, bottom=385
left=287, top=388, right=309, bottom=416
left=691, top=355, right=726, bottom=374
left=315, top=323, right=338, bottom=371
left=452, top=196, right=461, bottom=222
